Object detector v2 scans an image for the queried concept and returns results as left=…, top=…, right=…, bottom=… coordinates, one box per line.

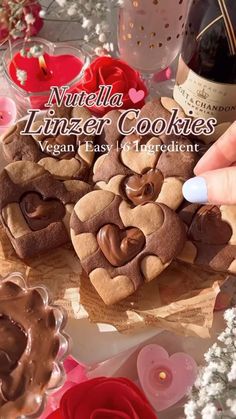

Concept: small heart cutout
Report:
left=137, top=344, right=198, bottom=412
left=20, top=192, right=66, bottom=231
left=97, top=224, right=145, bottom=267
left=128, top=88, right=145, bottom=104
left=123, top=169, right=164, bottom=205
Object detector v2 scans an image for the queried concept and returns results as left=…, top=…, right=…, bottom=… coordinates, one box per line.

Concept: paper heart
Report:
left=128, top=88, right=145, bottom=104
left=20, top=192, right=66, bottom=231
left=97, top=224, right=145, bottom=267
left=137, top=344, right=198, bottom=412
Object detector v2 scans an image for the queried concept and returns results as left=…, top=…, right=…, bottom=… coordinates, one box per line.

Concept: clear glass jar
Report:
left=2, top=37, right=90, bottom=116
left=0, top=272, right=70, bottom=419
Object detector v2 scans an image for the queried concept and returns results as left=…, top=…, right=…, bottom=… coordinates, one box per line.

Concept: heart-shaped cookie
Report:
left=137, top=344, right=198, bottom=412
left=189, top=205, right=232, bottom=245
left=97, top=224, right=145, bottom=267
left=20, top=192, right=66, bottom=231
left=123, top=169, right=164, bottom=205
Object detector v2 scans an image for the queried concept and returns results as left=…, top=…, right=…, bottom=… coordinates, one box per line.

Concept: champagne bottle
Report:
left=173, top=0, right=236, bottom=125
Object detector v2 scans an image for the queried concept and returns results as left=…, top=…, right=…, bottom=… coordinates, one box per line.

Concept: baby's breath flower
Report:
left=228, top=361, right=236, bottom=382
left=227, top=399, right=236, bottom=415
left=185, top=309, right=236, bottom=418
left=29, top=44, right=44, bottom=58
left=39, top=10, right=46, bottom=18
left=16, top=68, right=27, bottom=86
left=224, top=308, right=236, bottom=324
left=185, top=400, right=198, bottom=419
left=24, top=13, right=35, bottom=25
left=201, top=403, right=220, bottom=419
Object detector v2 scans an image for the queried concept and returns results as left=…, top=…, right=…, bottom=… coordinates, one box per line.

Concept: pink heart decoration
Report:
left=128, top=87, right=145, bottom=104
left=137, top=344, right=198, bottom=412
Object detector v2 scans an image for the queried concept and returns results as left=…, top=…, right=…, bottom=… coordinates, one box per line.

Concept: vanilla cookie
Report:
left=178, top=203, right=236, bottom=274
left=70, top=190, right=186, bottom=305
left=93, top=134, right=198, bottom=211
left=0, top=161, right=91, bottom=259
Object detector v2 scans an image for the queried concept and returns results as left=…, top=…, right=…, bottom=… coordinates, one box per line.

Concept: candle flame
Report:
left=159, top=372, right=167, bottom=381
left=38, top=56, right=52, bottom=80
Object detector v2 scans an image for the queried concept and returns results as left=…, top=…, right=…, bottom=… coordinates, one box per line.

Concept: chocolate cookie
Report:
left=178, top=203, right=236, bottom=274
left=0, top=161, right=91, bottom=259
left=96, top=98, right=185, bottom=147
left=96, top=109, right=137, bottom=147
left=136, top=97, right=186, bottom=141
left=93, top=134, right=198, bottom=210
left=1, top=104, right=95, bottom=181
left=70, top=190, right=186, bottom=305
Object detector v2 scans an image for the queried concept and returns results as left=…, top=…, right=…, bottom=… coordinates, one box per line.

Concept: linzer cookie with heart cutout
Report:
left=70, top=190, right=186, bottom=305
left=0, top=161, right=91, bottom=259
left=178, top=203, right=236, bottom=274
left=1, top=104, right=95, bottom=181
left=93, top=134, right=198, bottom=211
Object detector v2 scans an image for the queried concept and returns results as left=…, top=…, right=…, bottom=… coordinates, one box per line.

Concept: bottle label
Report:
left=173, top=56, right=236, bottom=124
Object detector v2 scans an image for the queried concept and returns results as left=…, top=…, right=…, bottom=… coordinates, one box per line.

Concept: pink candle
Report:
left=137, top=344, right=198, bottom=412
left=0, top=97, right=17, bottom=135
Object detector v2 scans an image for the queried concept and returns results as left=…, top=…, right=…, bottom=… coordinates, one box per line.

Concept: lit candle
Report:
left=0, top=97, right=17, bottom=135
left=8, top=51, right=84, bottom=109
left=137, top=344, right=198, bottom=412
left=2, top=38, right=89, bottom=113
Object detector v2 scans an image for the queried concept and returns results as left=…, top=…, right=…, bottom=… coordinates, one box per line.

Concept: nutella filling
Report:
left=123, top=169, right=164, bottom=205
left=0, top=315, right=27, bottom=378
left=189, top=205, right=232, bottom=245
left=0, top=281, right=59, bottom=415
left=20, top=192, right=66, bottom=231
left=97, top=224, right=145, bottom=267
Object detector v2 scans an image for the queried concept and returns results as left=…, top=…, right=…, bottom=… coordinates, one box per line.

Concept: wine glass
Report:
left=118, top=0, right=191, bottom=93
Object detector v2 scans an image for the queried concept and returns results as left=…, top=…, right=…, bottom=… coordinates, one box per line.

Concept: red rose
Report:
left=24, top=3, right=44, bottom=37
left=47, top=377, right=157, bottom=419
left=77, top=56, right=147, bottom=116
left=0, top=1, right=43, bottom=43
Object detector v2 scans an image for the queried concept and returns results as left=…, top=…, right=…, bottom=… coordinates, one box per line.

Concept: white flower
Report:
left=205, top=344, right=223, bottom=362
left=227, top=399, right=236, bottom=415
left=98, top=33, right=106, bottom=43
left=24, top=13, right=35, bottom=25
left=201, top=403, right=220, bottom=419
left=224, top=308, right=236, bottom=324
left=55, top=0, right=66, bottom=6
left=16, top=69, right=27, bottom=86
left=184, top=400, right=198, bottom=419
left=68, top=4, right=77, bottom=16
left=29, top=45, right=44, bottom=58
left=39, top=10, right=46, bottom=18
left=205, top=383, right=224, bottom=397
left=82, top=18, right=93, bottom=29
left=228, top=361, right=236, bottom=382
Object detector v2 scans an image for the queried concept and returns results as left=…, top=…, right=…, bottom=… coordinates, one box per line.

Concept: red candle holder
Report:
left=2, top=37, right=90, bottom=116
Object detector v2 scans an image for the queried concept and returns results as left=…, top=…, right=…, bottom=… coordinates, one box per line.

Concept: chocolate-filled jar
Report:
left=0, top=272, right=69, bottom=419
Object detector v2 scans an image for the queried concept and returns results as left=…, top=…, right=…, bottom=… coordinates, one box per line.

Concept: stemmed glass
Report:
left=118, top=0, right=191, bottom=94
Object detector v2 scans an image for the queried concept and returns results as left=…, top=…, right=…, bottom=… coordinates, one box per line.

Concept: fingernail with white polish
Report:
left=182, top=177, right=208, bottom=204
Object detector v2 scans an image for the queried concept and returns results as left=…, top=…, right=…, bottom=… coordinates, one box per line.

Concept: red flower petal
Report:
left=91, top=408, right=130, bottom=419
left=46, top=409, right=63, bottom=419
left=76, top=56, right=147, bottom=116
